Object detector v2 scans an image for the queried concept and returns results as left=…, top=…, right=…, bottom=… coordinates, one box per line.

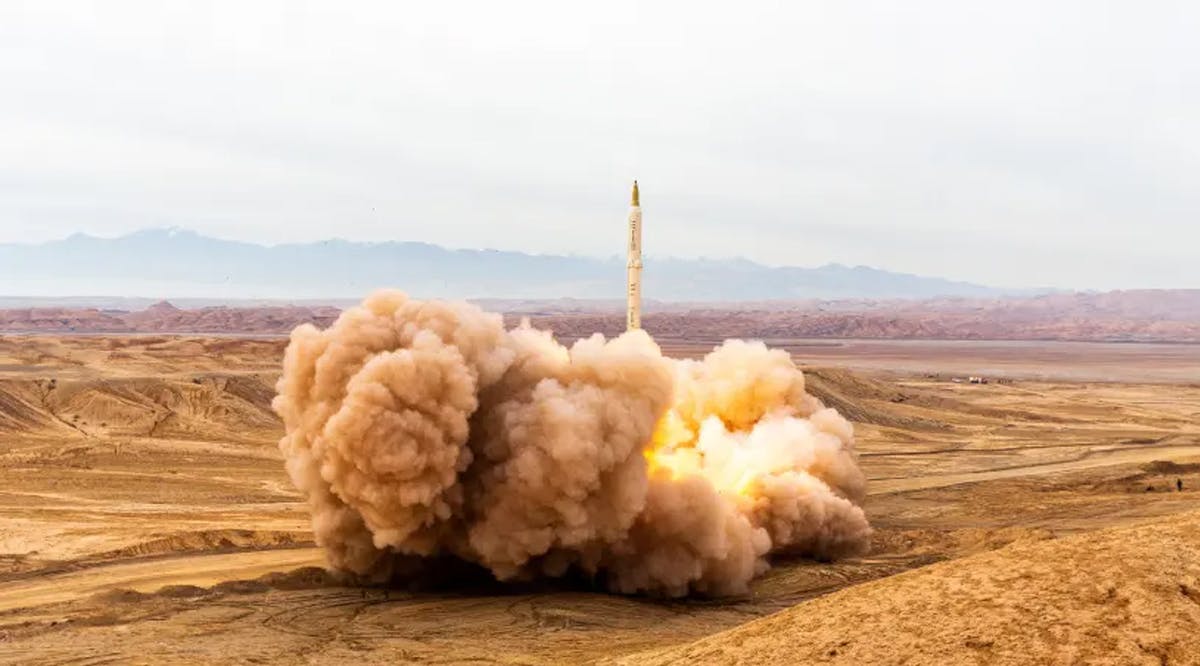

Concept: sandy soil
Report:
left=611, top=510, right=1200, bottom=666
left=0, top=335, right=1197, bottom=664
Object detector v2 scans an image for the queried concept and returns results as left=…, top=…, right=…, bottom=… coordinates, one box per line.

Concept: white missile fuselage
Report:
left=626, top=182, right=642, bottom=330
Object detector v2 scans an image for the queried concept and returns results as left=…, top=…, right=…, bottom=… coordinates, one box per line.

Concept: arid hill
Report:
left=1, top=335, right=1199, bottom=663
left=1, top=290, right=1198, bottom=341
left=0, top=301, right=338, bottom=334
left=525, top=289, right=1200, bottom=343
left=612, top=510, right=1200, bottom=666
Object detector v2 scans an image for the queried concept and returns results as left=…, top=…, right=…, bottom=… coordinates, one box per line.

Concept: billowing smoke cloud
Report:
left=274, top=291, right=870, bottom=596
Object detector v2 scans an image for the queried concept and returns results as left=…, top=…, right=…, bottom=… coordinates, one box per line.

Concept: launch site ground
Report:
left=0, top=334, right=1198, bottom=664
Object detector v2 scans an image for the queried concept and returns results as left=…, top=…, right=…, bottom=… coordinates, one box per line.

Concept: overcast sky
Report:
left=2, top=1, right=1197, bottom=290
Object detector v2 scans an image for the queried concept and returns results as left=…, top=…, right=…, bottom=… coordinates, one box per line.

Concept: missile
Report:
left=626, top=180, right=642, bottom=331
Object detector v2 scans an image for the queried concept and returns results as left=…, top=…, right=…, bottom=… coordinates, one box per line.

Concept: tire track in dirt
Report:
left=870, top=444, right=1200, bottom=494
left=0, top=547, right=323, bottom=613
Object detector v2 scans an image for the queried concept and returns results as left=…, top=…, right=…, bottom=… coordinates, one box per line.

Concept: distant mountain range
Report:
left=0, top=228, right=1019, bottom=301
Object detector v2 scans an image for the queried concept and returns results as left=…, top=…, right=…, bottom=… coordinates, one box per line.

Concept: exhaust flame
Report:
left=274, top=291, right=870, bottom=596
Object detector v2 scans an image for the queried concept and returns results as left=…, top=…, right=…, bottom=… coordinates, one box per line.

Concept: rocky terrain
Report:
left=527, top=289, right=1200, bottom=343
left=0, top=335, right=1198, bottom=663
left=2, top=290, right=1198, bottom=342
left=0, top=300, right=339, bottom=335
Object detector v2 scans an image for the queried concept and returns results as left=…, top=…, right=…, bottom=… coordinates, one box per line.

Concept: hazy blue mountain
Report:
left=0, top=228, right=1011, bottom=301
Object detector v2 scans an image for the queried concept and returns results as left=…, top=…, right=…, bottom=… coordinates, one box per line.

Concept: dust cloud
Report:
left=273, top=291, right=869, bottom=596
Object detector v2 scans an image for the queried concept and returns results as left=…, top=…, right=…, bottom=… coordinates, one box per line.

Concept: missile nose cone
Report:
left=631, top=180, right=640, bottom=206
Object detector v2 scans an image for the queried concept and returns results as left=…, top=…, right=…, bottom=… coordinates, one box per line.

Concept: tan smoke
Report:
left=274, top=290, right=870, bottom=596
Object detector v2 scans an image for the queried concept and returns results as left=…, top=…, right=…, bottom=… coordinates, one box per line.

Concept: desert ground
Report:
left=0, top=334, right=1198, bottom=664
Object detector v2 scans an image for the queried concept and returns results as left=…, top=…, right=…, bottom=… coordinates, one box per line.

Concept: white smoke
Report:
left=273, top=291, right=870, bottom=596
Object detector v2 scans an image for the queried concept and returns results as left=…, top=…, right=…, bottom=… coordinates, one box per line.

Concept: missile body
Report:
left=626, top=181, right=642, bottom=330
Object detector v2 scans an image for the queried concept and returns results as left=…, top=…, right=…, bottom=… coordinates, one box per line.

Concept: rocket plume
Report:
left=274, top=291, right=870, bottom=596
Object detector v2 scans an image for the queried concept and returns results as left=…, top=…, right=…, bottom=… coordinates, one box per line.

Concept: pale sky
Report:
left=2, top=1, right=1197, bottom=290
